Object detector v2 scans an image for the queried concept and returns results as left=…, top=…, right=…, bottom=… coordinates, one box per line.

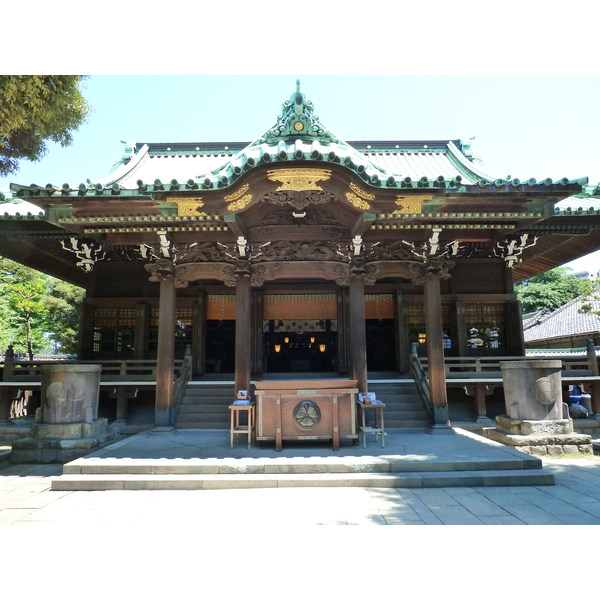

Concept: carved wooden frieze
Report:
left=262, top=190, right=335, bottom=211
left=178, top=241, right=236, bottom=263
left=256, top=208, right=341, bottom=227
left=253, top=240, right=347, bottom=263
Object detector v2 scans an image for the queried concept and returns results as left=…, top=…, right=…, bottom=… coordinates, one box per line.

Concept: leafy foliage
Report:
left=515, top=267, right=593, bottom=313
left=0, top=257, right=84, bottom=356
left=0, top=75, right=91, bottom=176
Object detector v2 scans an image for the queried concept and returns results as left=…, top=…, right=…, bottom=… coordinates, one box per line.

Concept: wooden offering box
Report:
left=254, top=380, right=359, bottom=451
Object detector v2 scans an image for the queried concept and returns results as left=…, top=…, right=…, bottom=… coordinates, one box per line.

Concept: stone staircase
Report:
left=173, top=378, right=429, bottom=430
left=174, top=382, right=234, bottom=429
left=367, top=380, right=429, bottom=429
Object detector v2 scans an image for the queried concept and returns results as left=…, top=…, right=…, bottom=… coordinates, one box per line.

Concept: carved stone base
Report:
left=10, top=418, right=118, bottom=463
left=483, top=414, right=593, bottom=456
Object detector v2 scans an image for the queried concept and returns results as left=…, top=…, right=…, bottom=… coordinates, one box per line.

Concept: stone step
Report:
left=174, top=380, right=429, bottom=429
left=51, top=469, right=554, bottom=491
left=63, top=454, right=540, bottom=475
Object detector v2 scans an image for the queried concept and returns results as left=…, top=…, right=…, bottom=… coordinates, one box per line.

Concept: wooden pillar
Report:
left=193, top=291, right=206, bottom=377
left=235, top=275, right=251, bottom=394
left=336, top=289, right=350, bottom=374
left=155, top=274, right=176, bottom=427
left=349, top=275, right=368, bottom=394
left=251, top=289, right=263, bottom=375
left=424, top=272, right=449, bottom=427
left=395, top=290, right=409, bottom=373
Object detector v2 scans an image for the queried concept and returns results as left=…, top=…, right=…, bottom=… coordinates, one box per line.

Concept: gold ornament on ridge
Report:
left=267, top=168, right=331, bottom=192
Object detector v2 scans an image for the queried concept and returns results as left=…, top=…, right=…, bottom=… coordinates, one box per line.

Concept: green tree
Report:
left=0, top=75, right=91, bottom=176
left=44, top=278, right=85, bottom=354
left=515, top=267, right=592, bottom=313
left=0, top=257, right=84, bottom=357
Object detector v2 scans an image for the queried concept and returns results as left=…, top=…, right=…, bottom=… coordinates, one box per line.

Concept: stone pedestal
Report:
left=484, top=416, right=593, bottom=456
left=10, top=364, right=118, bottom=463
left=483, top=360, right=593, bottom=455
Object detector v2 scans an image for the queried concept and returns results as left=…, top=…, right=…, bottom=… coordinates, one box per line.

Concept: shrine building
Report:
left=4, top=80, right=600, bottom=431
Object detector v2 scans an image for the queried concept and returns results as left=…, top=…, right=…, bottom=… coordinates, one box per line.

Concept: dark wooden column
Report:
left=235, top=275, right=252, bottom=394
left=395, top=289, right=409, bottom=373
left=336, top=289, right=350, bottom=374
left=349, top=275, right=368, bottom=394
left=192, top=291, right=206, bottom=377
left=423, top=271, right=450, bottom=427
left=155, top=273, right=176, bottom=427
left=251, top=289, right=263, bottom=375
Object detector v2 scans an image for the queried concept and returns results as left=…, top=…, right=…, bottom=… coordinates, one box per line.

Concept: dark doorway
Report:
left=205, top=320, right=236, bottom=373
left=263, top=320, right=337, bottom=373
left=366, top=319, right=396, bottom=372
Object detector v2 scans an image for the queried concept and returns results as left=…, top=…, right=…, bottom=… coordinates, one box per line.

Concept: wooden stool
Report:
left=229, top=402, right=255, bottom=449
left=357, top=400, right=386, bottom=448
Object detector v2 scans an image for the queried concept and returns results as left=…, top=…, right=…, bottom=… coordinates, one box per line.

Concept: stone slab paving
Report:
left=2, top=456, right=600, bottom=525
left=2, top=428, right=600, bottom=526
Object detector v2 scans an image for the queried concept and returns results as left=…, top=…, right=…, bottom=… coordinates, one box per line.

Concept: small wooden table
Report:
left=357, top=401, right=386, bottom=448
left=229, top=402, right=255, bottom=450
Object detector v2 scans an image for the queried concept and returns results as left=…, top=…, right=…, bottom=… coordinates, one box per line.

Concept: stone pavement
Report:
left=2, top=458, right=600, bottom=525
left=2, top=427, right=600, bottom=525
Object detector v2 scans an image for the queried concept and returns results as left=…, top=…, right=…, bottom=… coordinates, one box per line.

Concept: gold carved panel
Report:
left=393, top=195, right=433, bottom=214
left=171, top=198, right=207, bottom=216
left=267, top=168, right=331, bottom=191
left=345, top=181, right=375, bottom=210
left=224, top=183, right=253, bottom=212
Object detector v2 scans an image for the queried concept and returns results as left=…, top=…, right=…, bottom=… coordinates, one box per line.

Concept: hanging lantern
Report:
left=274, top=344, right=281, bottom=353
left=284, top=336, right=290, bottom=344
left=319, top=344, right=326, bottom=353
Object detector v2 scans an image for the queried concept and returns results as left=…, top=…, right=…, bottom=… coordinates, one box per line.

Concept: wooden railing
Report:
left=172, top=356, right=192, bottom=421
left=419, top=354, right=598, bottom=380
left=411, top=353, right=433, bottom=422
left=2, top=359, right=183, bottom=383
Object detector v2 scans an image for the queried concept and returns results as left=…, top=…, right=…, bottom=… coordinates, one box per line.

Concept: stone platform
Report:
left=49, top=427, right=556, bottom=491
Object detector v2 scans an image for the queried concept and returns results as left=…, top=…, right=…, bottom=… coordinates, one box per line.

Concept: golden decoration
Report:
left=349, top=181, right=375, bottom=201
left=267, top=168, right=331, bottom=192
left=345, top=192, right=371, bottom=210
left=224, top=184, right=250, bottom=202
left=393, top=194, right=433, bottom=214
left=171, top=198, right=207, bottom=216
left=227, top=194, right=253, bottom=212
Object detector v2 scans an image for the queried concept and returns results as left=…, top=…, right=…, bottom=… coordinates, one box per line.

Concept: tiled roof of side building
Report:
left=523, top=293, right=600, bottom=342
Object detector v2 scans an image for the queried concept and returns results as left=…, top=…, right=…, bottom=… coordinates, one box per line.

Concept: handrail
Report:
left=171, top=356, right=192, bottom=424
left=419, top=354, right=597, bottom=379
left=2, top=359, right=184, bottom=382
left=411, top=353, right=433, bottom=423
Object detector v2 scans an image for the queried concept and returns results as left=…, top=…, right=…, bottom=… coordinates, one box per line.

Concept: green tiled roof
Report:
left=9, top=80, right=594, bottom=200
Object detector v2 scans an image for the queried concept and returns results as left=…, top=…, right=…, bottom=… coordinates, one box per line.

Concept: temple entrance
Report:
left=366, top=318, right=396, bottom=371
left=262, top=293, right=338, bottom=374
left=263, top=319, right=337, bottom=373
left=205, top=320, right=236, bottom=373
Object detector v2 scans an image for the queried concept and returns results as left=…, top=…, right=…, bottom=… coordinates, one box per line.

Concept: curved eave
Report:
left=9, top=136, right=589, bottom=201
